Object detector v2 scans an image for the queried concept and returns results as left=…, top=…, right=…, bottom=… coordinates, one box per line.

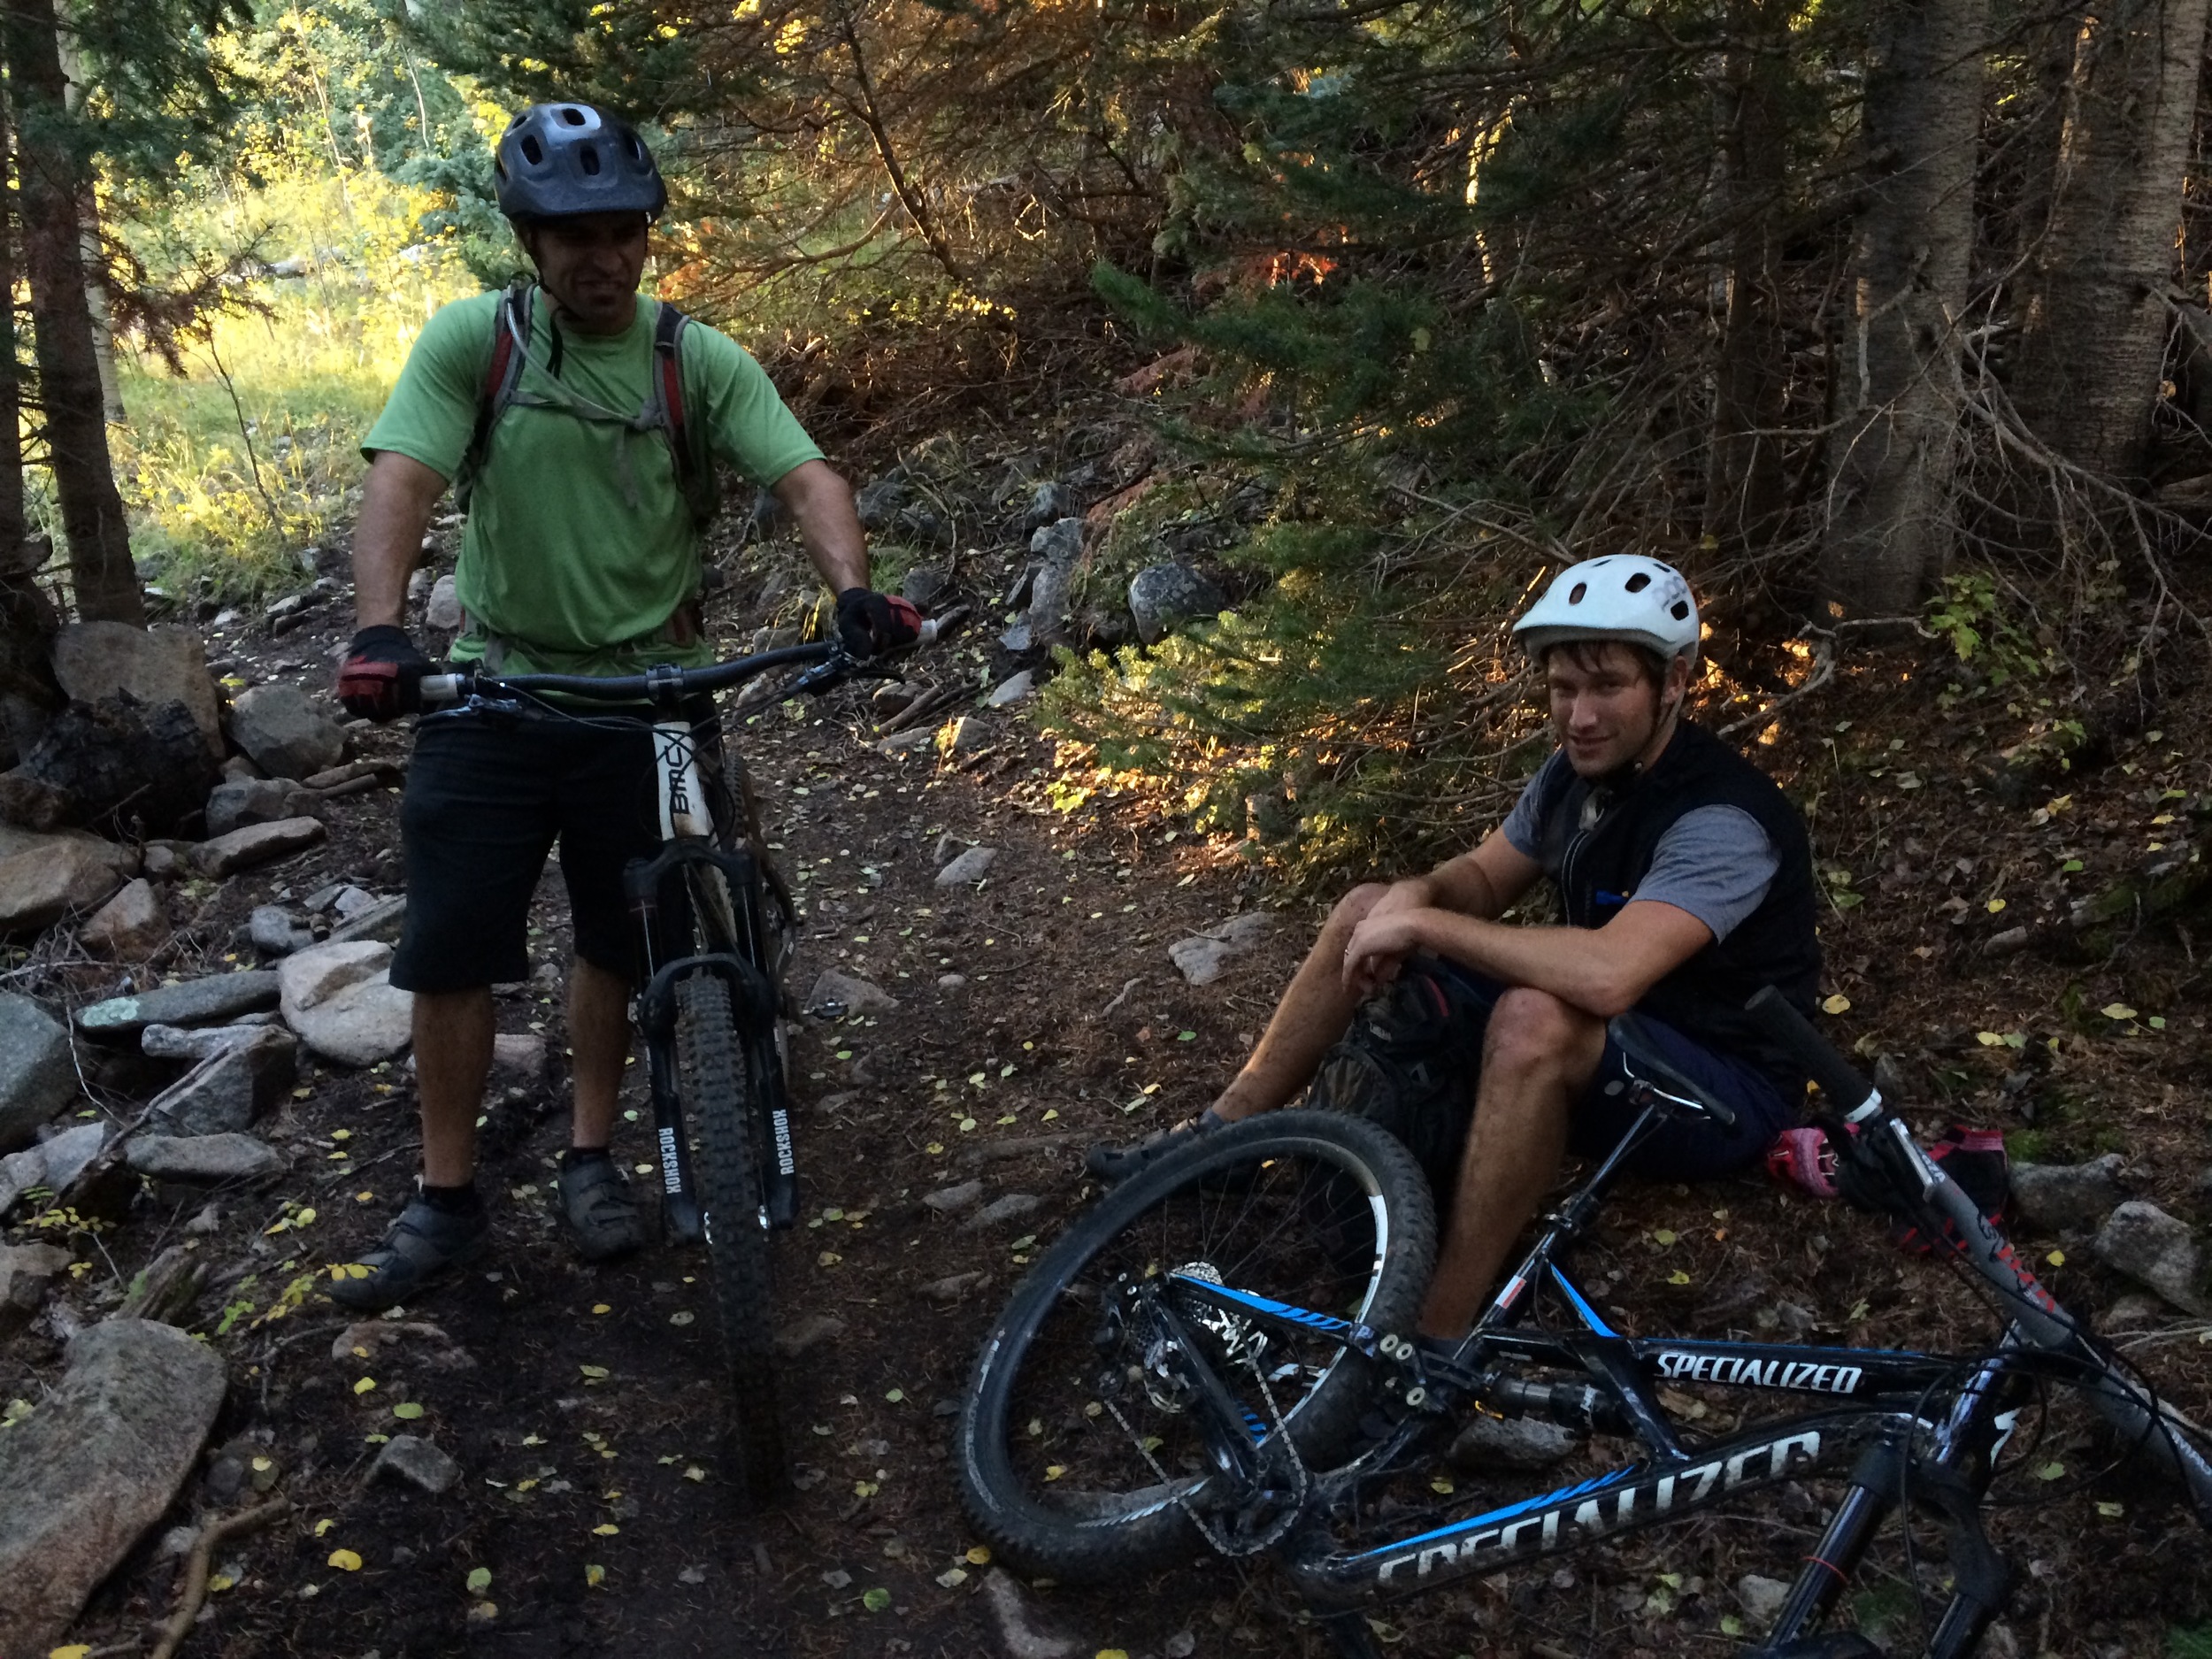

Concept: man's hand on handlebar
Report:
left=337, top=625, right=433, bottom=722
left=834, top=588, right=923, bottom=659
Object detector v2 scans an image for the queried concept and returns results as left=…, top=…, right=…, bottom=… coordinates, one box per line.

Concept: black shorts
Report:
left=389, top=703, right=720, bottom=995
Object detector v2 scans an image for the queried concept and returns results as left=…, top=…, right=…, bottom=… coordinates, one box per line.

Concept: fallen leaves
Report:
left=327, top=1548, right=363, bottom=1571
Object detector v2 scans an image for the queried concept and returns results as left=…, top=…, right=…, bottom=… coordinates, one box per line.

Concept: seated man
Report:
left=1090, top=554, right=1820, bottom=1343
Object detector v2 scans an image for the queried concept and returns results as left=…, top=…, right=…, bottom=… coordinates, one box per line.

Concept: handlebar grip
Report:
left=1744, top=987, right=1878, bottom=1116
left=416, top=672, right=467, bottom=710
left=917, top=618, right=940, bottom=645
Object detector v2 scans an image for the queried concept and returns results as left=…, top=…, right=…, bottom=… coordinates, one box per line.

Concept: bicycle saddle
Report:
left=1606, top=1010, right=1737, bottom=1128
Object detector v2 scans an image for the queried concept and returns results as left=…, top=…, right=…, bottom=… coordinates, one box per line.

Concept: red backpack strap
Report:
left=457, top=282, right=534, bottom=508
left=650, top=298, right=718, bottom=528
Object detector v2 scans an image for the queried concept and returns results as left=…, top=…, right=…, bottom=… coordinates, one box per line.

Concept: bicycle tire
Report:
left=957, top=1110, right=1437, bottom=1583
left=679, top=971, right=791, bottom=1502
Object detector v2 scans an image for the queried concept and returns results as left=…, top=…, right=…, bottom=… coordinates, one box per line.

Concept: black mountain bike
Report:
left=956, top=988, right=2212, bottom=1655
left=419, top=633, right=918, bottom=1500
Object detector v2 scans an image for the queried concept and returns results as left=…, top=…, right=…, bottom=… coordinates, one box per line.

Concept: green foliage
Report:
left=2170, top=1624, right=2212, bottom=1659
left=1926, top=572, right=2054, bottom=689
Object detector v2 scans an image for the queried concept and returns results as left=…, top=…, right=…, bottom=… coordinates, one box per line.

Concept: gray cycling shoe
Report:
left=328, top=1196, right=490, bottom=1313
left=558, top=1155, right=649, bottom=1262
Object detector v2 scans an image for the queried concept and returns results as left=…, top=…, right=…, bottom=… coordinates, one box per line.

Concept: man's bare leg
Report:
left=1415, top=988, right=1607, bottom=1339
left=567, top=956, right=632, bottom=1150
left=414, top=987, right=495, bottom=1187
left=1211, top=883, right=1390, bottom=1121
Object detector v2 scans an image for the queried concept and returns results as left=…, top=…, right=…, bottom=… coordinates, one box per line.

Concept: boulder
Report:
left=0, top=1241, right=71, bottom=1338
left=1028, top=517, right=1083, bottom=565
left=805, top=968, right=902, bottom=1017
left=126, top=1133, right=287, bottom=1183
left=195, top=815, right=326, bottom=878
left=288, top=977, right=412, bottom=1067
left=73, top=971, right=281, bottom=1039
left=227, top=682, right=345, bottom=780
left=426, top=573, right=463, bottom=632
left=0, top=1318, right=227, bottom=1657
left=2011, top=1154, right=2130, bottom=1234
left=0, top=1145, right=42, bottom=1214
left=143, top=1026, right=296, bottom=1136
left=2, top=695, right=219, bottom=834
left=250, top=904, right=315, bottom=957
left=936, top=845, right=998, bottom=886
left=37, top=1122, right=109, bottom=1194
left=50, top=622, right=223, bottom=757
left=78, top=879, right=169, bottom=960
left=853, top=475, right=908, bottom=530
left=0, top=994, right=78, bottom=1151
left=367, top=1433, right=459, bottom=1495
left=0, top=838, right=124, bottom=933
left=280, top=940, right=391, bottom=1011
left=204, top=776, right=316, bottom=838
left=1129, top=562, right=1228, bottom=644
left=1022, top=480, right=1077, bottom=532
left=2093, top=1202, right=2208, bottom=1316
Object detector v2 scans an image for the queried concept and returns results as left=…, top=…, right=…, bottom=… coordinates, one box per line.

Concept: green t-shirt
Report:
left=362, top=288, right=824, bottom=675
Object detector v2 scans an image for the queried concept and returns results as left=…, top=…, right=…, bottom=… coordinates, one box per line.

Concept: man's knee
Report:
left=1484, top=987, right=1601, bottom=1078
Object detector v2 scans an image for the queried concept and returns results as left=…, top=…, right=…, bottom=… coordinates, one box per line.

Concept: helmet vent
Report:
left=1568, top=582, right=1587, bottom=604
left=560, top=105, right=588, bottom=126
left=1624, top=572, right=1649, bottom=593
left=580, top=145, right=602, bottom=175
left=520, top=134, right=544, bottom=165
left=1670, top=600, right=1689, bottom=619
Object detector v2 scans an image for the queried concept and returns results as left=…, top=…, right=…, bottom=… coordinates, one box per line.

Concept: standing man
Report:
left=331, top=103, right=917, bottom=1312
left=1089, top=555, right=1820, bottom=1347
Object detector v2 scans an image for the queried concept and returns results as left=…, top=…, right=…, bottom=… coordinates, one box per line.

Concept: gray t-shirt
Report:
left=1499, top=751, right=1778, bottom=941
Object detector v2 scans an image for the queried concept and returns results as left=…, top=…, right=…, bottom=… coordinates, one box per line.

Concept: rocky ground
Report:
left=2, top=448, right=2211, bottom=1659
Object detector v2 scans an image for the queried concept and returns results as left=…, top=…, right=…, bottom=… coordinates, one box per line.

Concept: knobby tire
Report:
left=678, top=971, right=791, bottom=1502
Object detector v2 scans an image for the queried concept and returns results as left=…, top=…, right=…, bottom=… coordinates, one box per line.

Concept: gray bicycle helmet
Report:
left=494, top=103, right=667, bottom=221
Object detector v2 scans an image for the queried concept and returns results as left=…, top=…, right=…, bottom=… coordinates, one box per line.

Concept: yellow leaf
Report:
left=578, top=1364, right=610, bottom=1379
left=592, top=1303, right=611, bottom=1315
left=965, top=1546, right=992, bottom=1564
left=50, top=1647, right=94, bottom=1658
left=2047, top=1249, right=2066, bottom=1267
left=1043, top=1464, right=1065, bottom=1481
left=296, top=1207, right=317, bottom=1225
left=466, top=1567, right=492, bottom=1594
left=393, top=1402, right=425, bottom=1420
left=1821, top=993, right=1851, bottom=1015
left=314, top=1518, right=335, bottom=1536
left=1975, top=1031, right=2005, bottom=1047
left=1429, top=1477, right=1454, bottom=1494
left=1668, top=1270, right=1692, bottom=1286
left=2101, top=1003, right=2139, bottom=1021
left=1652, top=1229, right=1678, bottom=1246
left=592, top=1524, right=619, bottom=1536
left=207, top=1572, right=237, bottom=1593
left=1985, top=898, right=2006, bottom=914
left=2097, top=1500, right=2124, bottom=1518
left=353, top=1377, right=377, bottom=1394
left=683, top=1464, right=705, bottom=1482
left=327, top=1548, right=364, bottom=1571
left=586, top=1563, right=606, bottom=1587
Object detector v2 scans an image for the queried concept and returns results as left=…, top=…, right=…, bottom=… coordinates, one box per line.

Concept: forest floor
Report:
left=13, top=493, right=2212, bottom=1659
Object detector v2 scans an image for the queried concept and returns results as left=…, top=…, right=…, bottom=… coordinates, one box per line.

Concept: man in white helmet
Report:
left=1089, top=554, right=1820, bottom=1347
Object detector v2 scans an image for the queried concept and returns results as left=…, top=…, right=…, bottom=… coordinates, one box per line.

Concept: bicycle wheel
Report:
left=957, top=1110, right=1436, bottom=1583
left=679, top=970, right=790, bottom=1502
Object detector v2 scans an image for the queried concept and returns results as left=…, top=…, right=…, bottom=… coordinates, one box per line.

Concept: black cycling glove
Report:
left=834, top=588, right=923, bottom=659
left=336, top=625, right=433, bottom=721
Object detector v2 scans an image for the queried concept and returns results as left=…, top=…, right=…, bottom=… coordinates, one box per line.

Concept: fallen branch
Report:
left=1716, top=634, right=1836, bottom=740
left=149, top=1495, right=292, bottom=1659
left=875, top=683, right=967, bottom=737
left=1100, top=977, right=1141, bottom=1016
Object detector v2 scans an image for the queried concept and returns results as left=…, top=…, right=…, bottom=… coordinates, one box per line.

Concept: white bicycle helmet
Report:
left=1511, top=555, right=1700, bottom=664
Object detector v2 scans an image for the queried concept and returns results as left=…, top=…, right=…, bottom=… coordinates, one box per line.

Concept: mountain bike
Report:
left=418, top=630, right=923, bottom=1501
left=956, top=987, right=2212, bottom=1655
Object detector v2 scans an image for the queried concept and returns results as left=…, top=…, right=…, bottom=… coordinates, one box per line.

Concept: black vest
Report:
left=1534, top=720, right=1821, bottom=1093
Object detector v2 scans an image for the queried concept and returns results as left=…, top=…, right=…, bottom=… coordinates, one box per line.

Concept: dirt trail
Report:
left=12, top=561, right=2212, bottom=1658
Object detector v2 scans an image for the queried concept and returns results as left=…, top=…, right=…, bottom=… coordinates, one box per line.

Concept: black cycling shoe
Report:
left=328, top=1196, right=489, bottom=1313
left=1085, top=1108, right=1228, bottom=1183
left=558, top=1154, right=649, bottom=1262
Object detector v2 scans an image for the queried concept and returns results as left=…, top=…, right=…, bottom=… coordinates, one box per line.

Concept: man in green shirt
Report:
left=330, top=103, right=918, bottom=1311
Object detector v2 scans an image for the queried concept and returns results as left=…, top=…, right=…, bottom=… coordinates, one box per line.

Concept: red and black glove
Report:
left=834, top=588, right=923, bottom=659
left=336, top=625, right=432, bottom=721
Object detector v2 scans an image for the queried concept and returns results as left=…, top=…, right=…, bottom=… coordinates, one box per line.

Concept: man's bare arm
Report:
left=352, top=450, right=449, bottom=629
left=1350, top=899, right=1713, bottom=1018
left=1376, top=830, right=1543, bottom=924
left=772, top=458, right=869, bottom=595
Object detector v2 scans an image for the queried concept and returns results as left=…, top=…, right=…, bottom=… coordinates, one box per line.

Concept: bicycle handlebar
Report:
left=1744, top=986, right=1878, bottom=1117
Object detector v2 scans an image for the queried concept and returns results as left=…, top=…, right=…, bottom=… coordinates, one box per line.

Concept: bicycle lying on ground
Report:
left=956, top=987, right=2212, bottom=1655
left=417, top=629, right=926, bottom=1501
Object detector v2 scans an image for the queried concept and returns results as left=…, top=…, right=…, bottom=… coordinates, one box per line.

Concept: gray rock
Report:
left=962, top=1192, right=1041, bottom=1233
left=38, top=1121, right=110, bottom=1194
left=228, top=683, right=345, bottom=780
left=878, top=727, right=937, bottom=757
left=491, top=1033, right=545, bottom=1081
left=0, top=838, right=125, bottom=934
left=0, top=1241, right=71, bottom=1337
left=1128, top=563, right=1228, bottom=643
left=0, top=994, right=78, bottom=1152
left=331, top=885, right=380, bottom=919
left=250, top=905, right=315, bottom=957
left=143, top=1028, right=296, bottom=1135
left=195, top=815, right=327, bottom=878
left=219, top=753, right=261, bottom=782
left=923, top=1179, right=985, bottom=1213
left=998, top=618, right=1034, bottom=653
left=1738, top=1573, right=1793, bottom=1626
left=1022, top=480, right=1077, bottom=532
left=922, top=1271, right=984, bottom=1304
left=936, top=846, right=998, bottom=886
left=942, top=715, right=989, bottom=755
left=280, top=940, right=389, bottom=1010
left=936, top=973, right=968, bottom=991
left=1028, top=517, right=1083, bottom=565
left=0, top=1318, right=227, bottom=1657
left=325, top=895, right=408, bottom=947
left=285, top=967, right=413, bottom=1067
left=1168, top=910, right=1279, bottom=986
left=0, top=1145, right=42, bottom=1215
left=52, top=623, right=224, bottom=757
left=987, top=671, right=1035, bottom=709
left=854, top=476, right=908, bottom=529
left=2012, top=1154, right=2130, bottom=1233
left=126, top=1133, right=287, bottom=1183
left=1447, top=1413, right=1581, bottom=1471
left=982, top=1567, right=1082, bottom=1659
left=205, top=776, right=316, bottom=839
left=1026, top=544, right=1080, bottom=641
left=366, top=1433, right=460, bottom=1495
left=805, top=968, right=902, bottom=1017
left=2093, top=1202, right=2208, bottom=1316
left=1872, top=1052, right=1914, bottom=1102
left=901, top=565, right=954, bottom=611
left=426, top=573, right=463, bottom=631
left=75, top=972, right=281, bottom=1040
left=79, top=879, right=168, bottom=959
left=772, top=1312, right=847, bottom=1357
